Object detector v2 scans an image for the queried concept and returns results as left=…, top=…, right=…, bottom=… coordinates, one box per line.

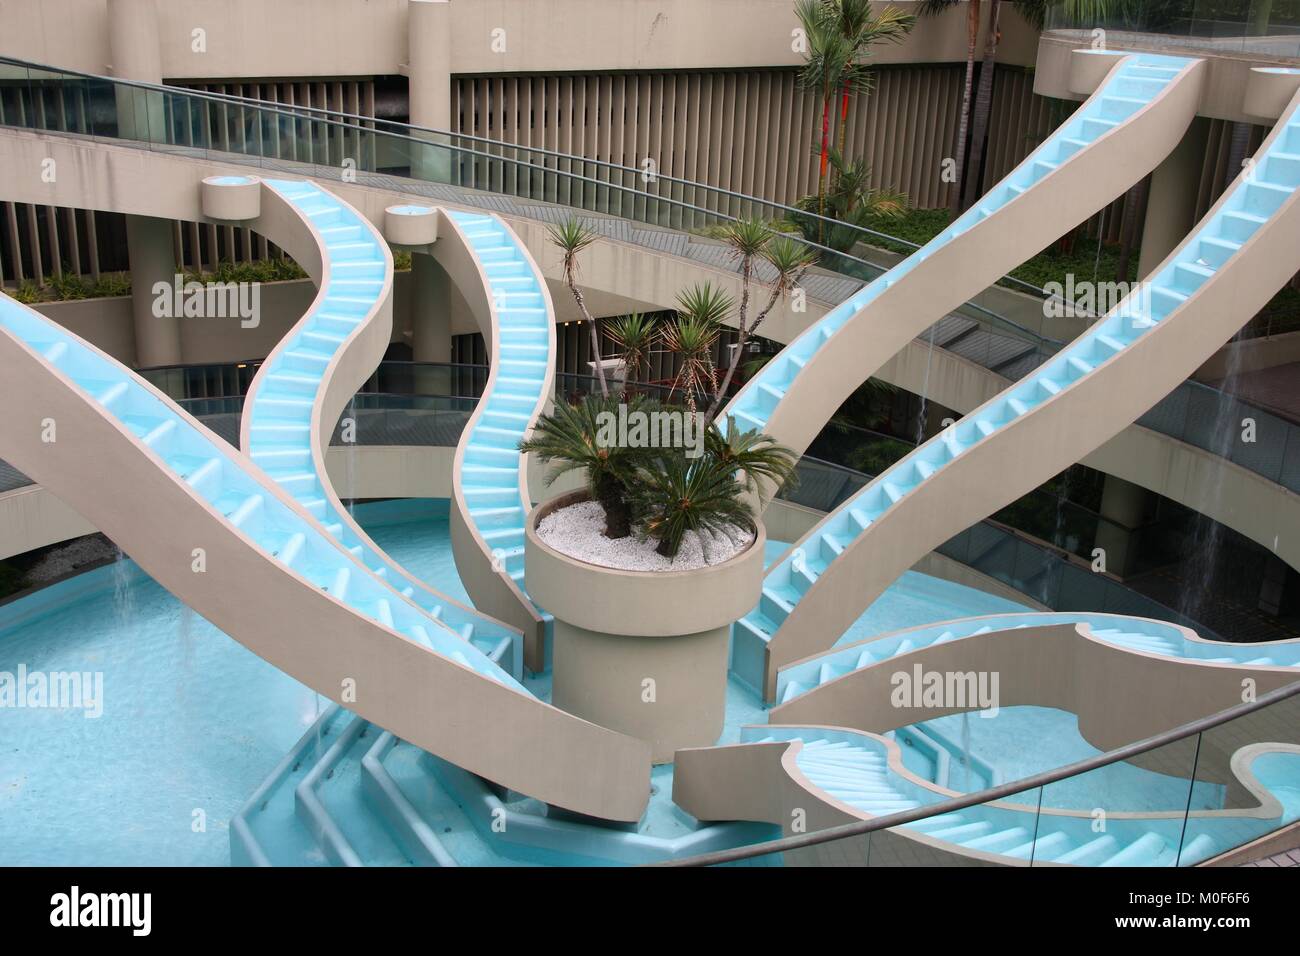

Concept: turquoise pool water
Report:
left=899, top=707, right=1226, bottom=812
left=0, top=499, right=1031, bottom=866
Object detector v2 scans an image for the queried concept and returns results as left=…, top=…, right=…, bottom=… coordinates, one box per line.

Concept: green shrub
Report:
left=522, top=394, right=797, bottom=558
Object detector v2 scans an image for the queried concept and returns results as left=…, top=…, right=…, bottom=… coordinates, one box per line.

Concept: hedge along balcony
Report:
left=524, top=490, right=766, bottom=763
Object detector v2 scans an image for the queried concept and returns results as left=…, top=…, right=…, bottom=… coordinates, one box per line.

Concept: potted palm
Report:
left=605, top=312, right=657, bottom=399
left=522, top=398, right=797, bottom=761
left=664, top=283, right=731, bottom=413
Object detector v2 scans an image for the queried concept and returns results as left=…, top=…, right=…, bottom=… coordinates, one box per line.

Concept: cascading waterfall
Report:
left=110, top=545, right=135, bottom=626
left=1176, top=332, right=1248, bottom=630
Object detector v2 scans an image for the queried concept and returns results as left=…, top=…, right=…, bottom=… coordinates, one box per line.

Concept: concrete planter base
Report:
left=525, top=490, right=765, bottom=762
left=551, top=619, right=731, bottom=763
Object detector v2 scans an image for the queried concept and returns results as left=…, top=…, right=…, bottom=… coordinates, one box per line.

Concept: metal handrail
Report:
left=657, top=677, right=1300, bottom=866
left=787, top=449, right=1216, bottom=636
left=0, top=57, right=1098, bottom=362
left=0, top=53, right=1058, bottom=300
left=7, top=63, right=1295, bottom=467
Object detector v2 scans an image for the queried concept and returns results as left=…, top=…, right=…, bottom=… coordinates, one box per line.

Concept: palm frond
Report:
left=706, top=420, right=800, bottom=500
left=675, top=282, right=735, bottom=326
left=720, top=217, right=774, bottom=261
left=629, top=454, right=757, bottom=559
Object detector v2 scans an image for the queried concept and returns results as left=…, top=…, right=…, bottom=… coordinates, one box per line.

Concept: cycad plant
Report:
left=520, top=393, right=657, bottom=538
left=665, top=283, right=732, bottom=413
left=705, top=419, right=801, bottom=501
left=605, top=312, right=657, bottom=396
left=629, top=453, right=759, bottom=559
left=630, top=422, right=799, bottom=559
left=547, top=215, right=608, bottom=398
left=794, top=147, right=908, bottom=253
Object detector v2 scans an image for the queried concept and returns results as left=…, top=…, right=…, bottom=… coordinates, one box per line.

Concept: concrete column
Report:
left=411, top=253, right=452, bottom=363
left=107, top=0, right=164, bottom=141
left=109, top=0, right=178, bottom=371
left=409, top=253, right=452, bottom=396
left=408, top=0, right=453, bottom=182
left=1137, top=116, right=1210, bottom=279
left=1094, top=474, right=1148, bottom=578
left=125, top=215, right=181, bottom=368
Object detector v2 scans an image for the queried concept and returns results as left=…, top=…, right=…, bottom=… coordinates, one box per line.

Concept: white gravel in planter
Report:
left=537, top=500, right=754, bottom=571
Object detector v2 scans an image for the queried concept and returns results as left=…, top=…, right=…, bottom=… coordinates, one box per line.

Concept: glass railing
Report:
left=1046, top=0, right=1300, bottom=60
left=52, top=65, right=1063, bottom=298
left=663, top=678, right=1300, bottom=867
left=2, top=60, right=1293, bottom=493
left=779, top=439, right=1221, bottom=638
left=0, top=358, right=1251, bottom=642
left=0, top=59, right=1072, bottom=369
left=796, top=425, right=1135, bottom=567
left=1139, top=377, right=1300, bottom=491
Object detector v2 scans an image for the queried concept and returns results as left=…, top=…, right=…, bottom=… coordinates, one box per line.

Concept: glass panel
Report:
left=0, top=61, right=1294, bottom=497
left=1184, top=689, right=1300, bottom=863
left=1035, top=734, right=1201, bottom=866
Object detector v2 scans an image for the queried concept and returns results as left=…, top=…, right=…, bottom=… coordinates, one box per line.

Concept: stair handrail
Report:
left=0, top=54, right=1056, bottom=298
left=656, top=676, right=1300, bottom=866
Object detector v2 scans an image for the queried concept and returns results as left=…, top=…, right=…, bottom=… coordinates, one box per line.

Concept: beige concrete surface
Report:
left=0, top=290, right=653, bottom=821
left=439, top=209, right=552, bottom=667
left=761, top=90, right=1300, bottom=695
left=723, top=55, right=1206, bottom=486
left=0, top=1, right=1039, bottom=79
left=1, top=126, right=1295, bottom=582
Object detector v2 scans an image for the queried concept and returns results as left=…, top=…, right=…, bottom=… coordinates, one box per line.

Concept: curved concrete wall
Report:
left=673, top=726, right=1300, bottom=866
left=771, top=620, right=1300, bottom=777
left=0, top=126, right=1294, bottom=579
left=0, top=294, right=652, bottom=820
left=720, top=55, right=1206, bottom=479
left=438, top=210, right=552, bottom=663
left=1035, top=29, right=1300, bottom=124
left=762, top=94, right=1300, bottom=685
left=234, top=183, right=521, bottom=661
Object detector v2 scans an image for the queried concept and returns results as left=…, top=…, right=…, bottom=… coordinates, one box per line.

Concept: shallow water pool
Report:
left=1, top=499, right=1030, bottom=865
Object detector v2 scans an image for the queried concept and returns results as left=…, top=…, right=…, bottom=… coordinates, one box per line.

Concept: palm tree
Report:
left=918, top=0, right=982, bottom=214
left=605, top=312, right=657, bottom=396
left=796, top=0, right=854, bottom=236
left=704, top=420, right=801, bottom=500
left=959, top=0, right=1010, bottom=212
left=547, top=216, right=608, bottom=398
left=708, top=234, right=819, bottom=420
left=798, top=0, right=915, bottom=231
left=665, top=283, right=732, bottom=413
left=925, top=2, right=1121, bottom=213
left=520, top=393, right=660, bottom=538
left=707, top=218, right=770, bottom=417
left=825, top=0, right=916, bottom=163
left=629, top=453, right=759, bottom=559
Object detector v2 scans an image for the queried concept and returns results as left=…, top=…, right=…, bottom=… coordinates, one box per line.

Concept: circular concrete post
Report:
left=384, top=204, right=439, bottom=246
left=525, top=491, right=766, bottom=762
left=1067, top=49, right=1127, bottom=98
left=1244, top=67, right=1300, bottom=122
left=201, top=176, right=261, bottom=221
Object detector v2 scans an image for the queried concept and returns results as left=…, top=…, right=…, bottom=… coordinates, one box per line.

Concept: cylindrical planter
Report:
left=525, top=490, right=765, bottom=763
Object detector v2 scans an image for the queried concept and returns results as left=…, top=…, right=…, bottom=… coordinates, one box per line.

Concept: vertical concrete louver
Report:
left=453, top=65, right=1053, bottom=211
